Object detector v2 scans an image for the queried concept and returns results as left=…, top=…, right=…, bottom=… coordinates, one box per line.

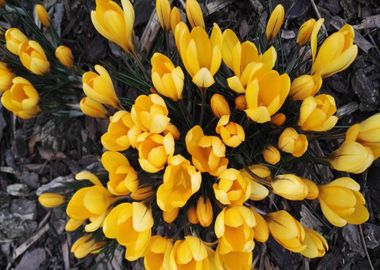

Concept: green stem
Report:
left=199, top=89, right=206, bottom=126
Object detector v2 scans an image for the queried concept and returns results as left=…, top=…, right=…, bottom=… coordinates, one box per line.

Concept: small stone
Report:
left=6, top=184, right=29, bottom=197
left=20, top=171, right=39, bottom=189
left=15, top=248, right=47, bottom=270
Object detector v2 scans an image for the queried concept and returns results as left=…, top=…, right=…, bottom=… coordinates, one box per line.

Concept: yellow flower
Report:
left=18, top=40, right=50, bottom=75
left=300, top=228, right=328, bottom=258
left=66, top=171, right=114, bottom=232
left=312, top=24, right=358, bottom=78
left=82, top=65, right=120, bottom=108
left=55, top=45, right=74, bottom=68
left=187, top=205, right=199, bottom=224
left=137, top=132, right=175, bottom=173
left=214, top=169, right=251, bottom=205
left=267, top=210, right=306, bottom=252
left=80, top=97, right=108, bottom=119
left=0, top=62, right=15, bottom=93
left=328, top=141, right=374, bottom=174
left=103, top=202, right=153, bottom=260
left=299, top=94, right=338, bottom=131
left=235, top=95, right=247, bottom=111
left=1, top=77, right=40, bottom=119
left=278, top=127, right=308, bottom=157
left=215, top=115, right=245, bottom=148
left=156, top=0, right=180, bottom=32
left=5, top=28, right=28, bottom=55
left=310, top=18, right=325, bottom=63
left=163, top=208, right=179, bottom=223
left=170, top=7, right=181, bottom=32
left=71, top=234, right=106, bottom=259
left=303, top=178, right=319, bottom=199
left=262, top=145, right=281, bottom=165
left=185, top=125, right=228, bottom=176
left=151, top=53, right=184, bottom=101
left=296, top=18, right=316, bottom=46
left=345, top=113, right=380, bottom=159
left=144, top=235, right=173, bottom=270
left=214, top=206, right=255, bottom=254
left=271, top=112, right=286, bottom=126
left=214, top=247, right=253, bottom=270
left=91, top=0, right=135, bottom=53
left=251, top=207, right=269, bottom=243
left=174, top=22, right=222, bottom=88
left=38, top=193, right=65, bottom=208
left=131, top=94, right=171, bottom=133
left=35, top=4, right=51, bottom=28
left=265, top=4, right=285, bottom=41
left=197, top=197, right=213, bottom=227
left=101, top=151, right=138, bottom=195
left=245, top=70, right=290, bottom=123
left=157, top=155, right=201, bottom=212
left=131, top=185, right=154, bottom=201
left=272, top=174, right=309, bottom=200
left=289, top=74, right=322, bottom=100
left=211, top=94, right=231, bottom=118
left=319, top=177, right=369, bottom=227
left=185, top=0, right=205, bottom=28
left=240, top=164, right=270, bottom=201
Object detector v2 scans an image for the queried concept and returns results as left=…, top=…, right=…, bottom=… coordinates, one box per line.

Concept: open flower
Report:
left=185, top=0, right=205, bottom=28
left=265, top=4, right=285, bottom=41
left=289, top=74, right=322, bottom=100
left=216, top=115, right=245, bottom=148
left=144, top=235, right=172, bottom=270
left=318, top=177, right=369, bottom=227
left=71, top=234, right=106, bottom=259
left=18, top=40, right=50, bottom=75
left=55, top=45, right=74, bottom=68
left=296, top=19, right=316, bottom=46
left=272, top=174, right=309, bottom=200
left=80, top=97, right=108, bottom=119
left=300, top=229, right=328, bottom=258
left=5, top=28, right=28, bottom=55
left=278, top=127, right=308, bottom=157
left=240, top=164, right=270, bottom=201
left=0, top=62, right=15, bottom=93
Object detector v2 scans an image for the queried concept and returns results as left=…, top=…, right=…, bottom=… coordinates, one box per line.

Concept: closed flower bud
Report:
left=265, top=4, right=285, bottom=41
left=296, top=18, right=316, bottom=46
left=144, top=235, right=172, bottom=270
left=131, top=185, right=154, bottom=201
left=151, top=53, right=184, bottom=101
left=299, top=94, right=338, bottom=131
left=80, top=97, right=108, bottom=118
left=71, top=234, right=105, bottom=259
left=211, top=94, right=231, bottom=118
left=83, top=65, right=120, bottom=108
left=196, top=197, right=213, bottom=227
left=251, top=207, right=269, bottom=243
left=156, top=0, right=171, bottom=31
left=35, top=4, right=51, bottom=28
left=303, top=178, right=319, bottom=199
left=290, top=74, right=322, bottom=100
left=235, top=95, right=247, bottom=111
left=271, top=113, right=286, bottom=126
left=38, top=193, right=65, bottom=208
left=278, top=127, right=308, bottom=157
left=262, top=145, right=281, bottom=165
left=5, top=28, right=28, bottom=55
left=272, top=174, right=309, bottom=200
left=0, top=62, right=15, bottom=93
left=170, top=7, right=181, bottom=32
left=19, top=40, right=50, bottom=75
left=240, top=164, right=270, bottom=201
left=187, top=205, right=199, bottom=224
left=163, top=208, right=179, bottom=223
left=300, top=228, right=328, bottom=258
left=185, top=0, right=205, bottom=28
left=55, top=45, right=74, bottom=68
left=216, top=115, right=245, bottom=148
left=318, top=177, right=369, bottom=227
left=91, top=0, right=135, bottom=53
left=267, top=210, right=306, bottom=252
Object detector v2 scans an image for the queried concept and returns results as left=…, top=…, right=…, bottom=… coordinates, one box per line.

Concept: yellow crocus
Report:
left=211, top=94, right=231, bottom=118
left=103, top=202, right=153, bottom=261
left=1, top=77, right=40, bottom=119
left=55, top=45, right=74, bottom=68
left=131, top=185, right=154, bottom=201
left=296, top=18, right=316, bottom=46
left=187, top=205, right=199, bottom=224
left=82, top=65, right=120, bottom=108
left=251, top=207, right=269, bottom=243
left=38, top=193, right=65, bottom=208
left=312, top=24, right=358, bottom=78
left=163, top=208, right=179, bottom=223
left=18, top=40, right=50, bottom=75
left=278, top=127, right=308, bottom=157
left=144, top=235, right=173, bottom=270
left=300, top=228, right=328, bottom=258
left=156, top=0, right=180, bottom=32
left=271, top=112, right=286, bottom=126
left=265, top=4, right=285, bottom=41
left=235, top=95, right=247, bottom=111
left=151, top=53, right=184, bottom=101
left=272, top=174, right=309, bottom=200
left=185, top=125, right=228, bottom=176
left=35, top=4, right=51, bottom=28
left=170, top=7, right=181, bottom=32
left=303, top=178, right=319, bottom=199
left=185, top=0, right=205, bottom=28
left=289, top=74, right=322, bottom=100
left=318, top=177, right=369, bottom=227
left=0, top=62, right=15, bottom=93
left=91, top=0, right=135, bottom=53
left=215, top=115, right=245, bottom=148
left=196, top=197, right=213, bottom=227
left=80, top=97, right=108, bottom=119
left=5, top=28, right=28, bottom=55
left=267, top=210, right=306, bottom=252
left=240, top=164, right=270, bottom=201
left=101, top=151, right=138, bottom=195
left=245, top=70, right=290, bottom=123
left=262, top=145, right=281, bottom=165
left=174, top=22, right=222, bottom=88
left=214, top=246, right=253, bottom=270
left=71, top=234, right=105, bottom=259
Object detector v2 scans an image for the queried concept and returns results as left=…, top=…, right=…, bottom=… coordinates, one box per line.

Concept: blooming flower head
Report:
left=5, top=28, right=28, bottom=55
left=144, top=235, right=173, bottom=270
left=18, top=40, right=50, bottom=75
left=0, top=62, right=15, bottom=93
left=278, top=127, right=308, bottom=157
left=215, top=115, right=245, bottom=148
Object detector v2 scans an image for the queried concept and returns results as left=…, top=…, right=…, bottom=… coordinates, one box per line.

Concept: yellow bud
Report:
left=290, top=74, right=322, bottom=100
left=301, top=228, right=329, bottom=258
left=5, top=28, right=28, bottom=55
left=65, top=218, right=84, bottom=232
left=303, top=178, right=319, bottom=200
left=55, top=45, right=74, bottom=68
left=211, top=93, right=230, bottom=118
left=235, top=95, right=247, bottom=111
left=0, top=62, right=15, bottom=93
left=296, top=19, right=316, bottom=46
left=278, top=127, right=308, bottom=157
left=156, top=0, right=171, bottom=31
left=196, top=197, right=213, bottom=227
left=18, top=40, right=50, bottom=75
left=270, top=113, right=286, bottom=126
left=251, top=207, right=269, bottom=243
left=170, top=7, right=181, bottom=32
left=80, top=97, right=108, bottom=118
left=163, top=208, right=179, bottom=223
left=187, top=205, right=199, bottom=224
left=272, top=174, right=309, bottom=200
left=38, top=193, right=65, bottom=208
left=35, top=4, right=51, bottom=28
left=262, top=145, right=281, bottom=165
left=71, top=234, right=105, bottom=259
left=186, top=0, right=205, bottom=28
left=131, top=185, right=154, bottom=200
left=265, top=4, right=285, bottom=40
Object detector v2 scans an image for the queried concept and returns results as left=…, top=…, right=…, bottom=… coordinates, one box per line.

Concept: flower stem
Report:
left=199, top=89, right=206, bottom=126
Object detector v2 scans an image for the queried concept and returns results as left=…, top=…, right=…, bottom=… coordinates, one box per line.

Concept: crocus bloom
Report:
left=5, top=28, right=28, bottom=55
left=55, top=45, right=74, bottom=68
left=300, top=228, right=328, bottom=258
left=271, top=112, right=286, bottom=126
left=82, top=65, right=120, bottom=108
left=156, top=0, right=180, bottom=32
left=0, top=62, right=15, bottom=93
left=267, top=210, right=306, bottom=252
left=163, top=208, right=179, bottom=223
left=328, top=141, right=374, bottom=174
left=103, top=202, right=153, bottom=261
left=38, top=193, right=65, bottom=208
left=211, top=94, right=231, bottom=118
left=185, top=0, right=205, bottom=28
left=251, top=207, right=269, bottom=243
left=101, top=151, right=138, bottom=195
left=303, top=178, right=319, bottom=200
left=157, top=155, right=201, bottom=212
left=235, top=95, right=247, bottom=111
left=265, top=4, right=285, bottom=41
left=240, top=164, right=270, bottom=201
left=170, top=7, right=181, bottom=32
left=245, top=70, right=290, bottom=123
left=278, top=127, right=308, bottom=157
left=185, top=125, right=228, bottom=176
left=214, top=246, right=253, bottom=270
left=318, top=177, right=369, bottom=227
left=91, top=0, right=135, bottom=53
left=35, top=4, right=51, bottom=28
left=289, top=74, right=322, bottom=100
left=187, top=205, right=199, bottom=224
left=18, top=40, right=50, bottom=75
left=299, top=94, right=338, bottom=131
left=80, top=97, right=108, bottom=119
left=262, top=145, right=281, bottom=165
left=151, top=53, right=184, bottom=101
left=197, top=197, right=213, bottom=227
left=1, top=77, right=40, bottom=119
left=296, top=18, right=316, bottom=46
left=272, top=174, right=309, bottom=200
left=215, top=115, right=245, bottom=148
left=144, top=235, right=173, bottom=270
left=71, top=234, right=105, bottom=259
left=174, top=22, right=222, bottom=88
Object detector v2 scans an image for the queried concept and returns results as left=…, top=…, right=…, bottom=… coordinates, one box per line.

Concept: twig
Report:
left=359, top=224, right=375, bottom=270
left=309, top=0, right=327, bottom=34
